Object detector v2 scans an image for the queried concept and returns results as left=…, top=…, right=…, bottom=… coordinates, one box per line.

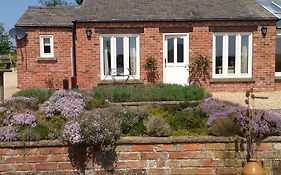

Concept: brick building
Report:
left=15, top=0, right=279, bottom=91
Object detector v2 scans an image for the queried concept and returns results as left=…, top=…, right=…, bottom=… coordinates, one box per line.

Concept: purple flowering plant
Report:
left=39, top=90, right=85, bottom=119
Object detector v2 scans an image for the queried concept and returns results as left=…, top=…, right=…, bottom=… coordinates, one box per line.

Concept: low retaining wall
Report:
left=0, top=136, right=281, bottom=175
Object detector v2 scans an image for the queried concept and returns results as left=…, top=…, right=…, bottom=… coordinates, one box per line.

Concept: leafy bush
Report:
left=13, top=88, right=55, bottom=103
left=116, top=107, right=147, bottom=136
left=92, top=84, right=209, bottom=102
left=144, top=116, right=172, bottom=137
left=40, top=90, right=85, bottom=119
left=208, top=116, right=241, bottom=136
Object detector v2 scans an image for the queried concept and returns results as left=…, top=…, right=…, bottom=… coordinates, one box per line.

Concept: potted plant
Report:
left=236, top=88, right=267, bottom=175
left=144, top=56, right=159, bottom=83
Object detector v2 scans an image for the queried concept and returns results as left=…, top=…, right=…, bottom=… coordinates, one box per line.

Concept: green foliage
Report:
left=147, top=104, right=208, bottom=136
left=144, top=116, right=172, bottom=137
left=18, top=114, right=66, bottom=141
left=144, top=57, right=159, bottom=82
left=13, top=88, right=55, bottom=103
left=208, top=116, right=241, bottom=136
left=117, top=107, right=147, bottom=136
left=85, top=98, right=110, bottom=110
left=38, top=0, right=68, bottom=6
left=0, top=23, right=12, bottom=55
left=92, top=84, right=209, bottom=102
left=189, top=55, right=211, bottom=86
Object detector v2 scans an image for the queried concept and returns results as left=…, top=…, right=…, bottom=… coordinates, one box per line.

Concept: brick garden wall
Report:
left=0, top=136, right=281, bottom=175
left=17, top=20, right=278, bottom=91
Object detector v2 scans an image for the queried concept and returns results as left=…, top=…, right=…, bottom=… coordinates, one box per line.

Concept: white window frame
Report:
left=212, top=33, right=253, bottom=78
left=39, top=35, right=54, bottom=58
left=100, top=34, right=140, bottom=80
left=276, top=30, right=281, bottom=77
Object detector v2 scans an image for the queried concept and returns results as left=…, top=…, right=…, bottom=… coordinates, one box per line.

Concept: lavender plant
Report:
left=63, top=120, right=82, bottom=144
left=0, top=126, right=18, bottom=141
left=9, top=111, right=37, bottom=127
left=78, top=109, right=122, bottom=151
left=39, top=90, right=85, bottom=119
left=2, top=96, right=39, bottom=111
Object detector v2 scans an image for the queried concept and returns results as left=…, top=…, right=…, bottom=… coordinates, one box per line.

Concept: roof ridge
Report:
left=27, top=5, right=80, bottom=9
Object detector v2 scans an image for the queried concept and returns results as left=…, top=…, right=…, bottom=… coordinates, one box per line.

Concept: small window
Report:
left=213, top=33, right=252, bottom=78
left=40, top=35, right=54, bottom=58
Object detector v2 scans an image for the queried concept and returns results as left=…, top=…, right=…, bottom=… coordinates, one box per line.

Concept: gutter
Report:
left=71, top=20, right=78, bottom=89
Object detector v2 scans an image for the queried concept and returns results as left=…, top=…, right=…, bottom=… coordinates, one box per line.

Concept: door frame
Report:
left=162, top=33, right=189, bottom=84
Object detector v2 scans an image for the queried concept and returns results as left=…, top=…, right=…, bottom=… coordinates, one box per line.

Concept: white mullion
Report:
left=174, top=38, right=177, bottom=65
left=136, top=36, right=140, bottom=78
left=248, top=34, right=253, bottom=77
left=212, top=35, right=216, bottom=77
left=100, top=37, right=104, bottom=79
left=124, top=37, right=129, bottom=76
left=223, top=35, right=228, bottom=76
left=111, top=37, right=116, bottom=76
left=236, top=35, right=241, bottom=77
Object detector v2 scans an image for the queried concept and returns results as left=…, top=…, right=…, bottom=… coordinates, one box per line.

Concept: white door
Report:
left=163, top=34, right=189, bottom=85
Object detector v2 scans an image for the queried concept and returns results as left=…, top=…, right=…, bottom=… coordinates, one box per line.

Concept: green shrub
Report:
left=144, top=116, right=172, bottom=137
left=18, top=114, right=66, bottom=141
left=92, top=84, right=209, bottom=102
left=13, top=88, right=55, bottom=103
left=117, top=107, right=147, bottom=136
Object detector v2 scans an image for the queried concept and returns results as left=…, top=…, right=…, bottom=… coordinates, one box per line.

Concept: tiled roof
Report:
left=16, top=0, right=276, bottom=27
left=16, top=6, right=80, bottom=27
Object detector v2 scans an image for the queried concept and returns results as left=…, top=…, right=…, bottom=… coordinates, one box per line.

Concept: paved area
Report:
left=212, top=91, right=281, bottom=110
left=4, top=70, right=19, bottom=99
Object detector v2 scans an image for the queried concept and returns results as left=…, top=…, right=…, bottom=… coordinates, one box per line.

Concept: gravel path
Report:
left=212, top=91, right=281, bottom=115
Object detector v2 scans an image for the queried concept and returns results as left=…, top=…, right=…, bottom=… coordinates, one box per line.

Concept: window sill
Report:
left=97, top=79, right=143, bottom=86
left=210, top=78, right=255, bottom=83
left=37, top=57, right=57, bottom=61
left=275, top=76, right=281, bottom=80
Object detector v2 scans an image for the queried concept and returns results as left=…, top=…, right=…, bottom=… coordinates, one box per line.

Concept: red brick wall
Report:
left=17, top=20, right=277, bottom=91
left=16, top=27, right=73, bottom=89
left=0, top=137, right=281, bottom=174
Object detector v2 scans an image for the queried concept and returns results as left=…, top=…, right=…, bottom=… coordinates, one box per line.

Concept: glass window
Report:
left=103, top=37, right=111, bottom=76
left=101, top=35, right=139, bottom=79
left=215, top=36, right=223, bottom=74
left=228, top=35, right=236, bottom=74
left=129, top=37, right=137, bottom=75
left=177, top=38, right=184, bottom=63
left=213, top=33, right=252, bottom=78
left=241, top=36, right=249, bottom=74
left=168, top=38, right=174, bottom=63
left=40, top=35, right=54, bottom=58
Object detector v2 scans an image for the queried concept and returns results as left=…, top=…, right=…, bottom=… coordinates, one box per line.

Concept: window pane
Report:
left=276, top=37, right=281, bottom=72
left=241, top=36, right=249, bottom=74
left=168, top=38, right=174, bottom=63
left=103, top=37, right=111, bottom=76
left=177, top=38, right=184, bottom=63
left=129, top=37, right=137, bottom=75
left=215, top=36, right=223, bottom=74
left=44, top=46, right=51, bottom=54
left=44, top=38, right=51, bottom=45
left=228, top=36, right=236, bottom=74
left=116, top=37, right=124, bottom=75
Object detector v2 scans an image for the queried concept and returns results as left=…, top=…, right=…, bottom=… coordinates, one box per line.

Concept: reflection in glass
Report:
left=103, top=37, right=111, bottom=75
left=116, top=37, right=124, bottom=75
left=215, top=36, right=223, bottom=74
left=241, top=36, right=249, bottom=74
left=228, top=36, right=236, bottom=74
left=276, top=37, right=281, bottom=72
left=129, top=37, right=137, bottom=75
left=168, top=38, right=174, bottom=63
left=177, top=38, right=184, bottom=63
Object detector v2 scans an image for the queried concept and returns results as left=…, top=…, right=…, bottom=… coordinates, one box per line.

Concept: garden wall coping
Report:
left=0, top=136, right=280, bottom=148
left=110, top=100, right=200, bottom=106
